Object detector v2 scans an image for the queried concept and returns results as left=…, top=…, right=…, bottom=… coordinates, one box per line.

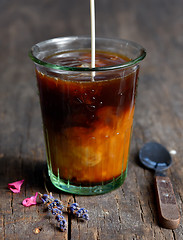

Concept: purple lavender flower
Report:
left=82, top=213, right=89, bottom=220
left=55, top=214, right=64, bottom=222
left=60, top=219, right=67, bottom=232
left=51, top=208, right=62, bottom=215
left=68, top=203, right=89, bottom=221
left=40, top=193, right=54, bottom=204
left=53, top=199, right=64, bottom=210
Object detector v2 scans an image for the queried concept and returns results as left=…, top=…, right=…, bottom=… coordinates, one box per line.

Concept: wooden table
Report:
left=0, top=0, right=183, bottom=239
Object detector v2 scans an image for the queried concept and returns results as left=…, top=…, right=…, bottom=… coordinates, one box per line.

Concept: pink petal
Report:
left=22, top=192, right=38, bottom=207
left=8, top=180, right=24, bottom=193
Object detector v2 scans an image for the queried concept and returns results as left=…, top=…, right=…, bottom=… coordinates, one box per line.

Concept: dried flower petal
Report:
left=22, top=192, right=38, bottom=207
left=8, top=180, right=24, bottom=193
left=33, top=227, right=42, bottom=234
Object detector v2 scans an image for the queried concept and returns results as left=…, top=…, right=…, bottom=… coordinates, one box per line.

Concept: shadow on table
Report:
left=0, top=156, right=67, bottom=194
left=130, top=151, right=160, bottom=228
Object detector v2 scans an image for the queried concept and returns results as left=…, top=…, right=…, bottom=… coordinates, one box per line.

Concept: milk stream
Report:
left=90, top=0, right=95, bottom=81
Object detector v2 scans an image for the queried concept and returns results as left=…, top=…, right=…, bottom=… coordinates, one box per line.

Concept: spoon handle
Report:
left=155, top=176, right=180, bottom=229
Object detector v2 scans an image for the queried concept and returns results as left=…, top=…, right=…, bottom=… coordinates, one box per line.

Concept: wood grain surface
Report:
left=0, top=0, right=183, bottom=239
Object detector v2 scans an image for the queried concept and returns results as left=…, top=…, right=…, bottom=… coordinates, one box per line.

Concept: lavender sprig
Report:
left=39, top=193, right=89, bottom=232
left=67, top=202, right=89, bottom=220
left=39, top=193, right=67, bottom=232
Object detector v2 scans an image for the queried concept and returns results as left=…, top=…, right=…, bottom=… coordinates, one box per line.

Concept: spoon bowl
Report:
left=139, top=141, right=172, bottom=172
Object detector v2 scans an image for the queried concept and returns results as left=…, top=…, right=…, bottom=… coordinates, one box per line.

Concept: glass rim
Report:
left=29, top=36, right=146, bottom=72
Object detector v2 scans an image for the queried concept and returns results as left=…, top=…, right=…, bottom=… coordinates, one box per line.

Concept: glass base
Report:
left=48, top=168, right=127, bottom=195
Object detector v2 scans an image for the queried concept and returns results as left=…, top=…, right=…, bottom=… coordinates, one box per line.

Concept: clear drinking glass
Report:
left=29, top=36, right=146, bottom=195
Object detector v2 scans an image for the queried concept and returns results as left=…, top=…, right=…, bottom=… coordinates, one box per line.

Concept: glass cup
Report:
left=29, top=36, right=146, bottom=195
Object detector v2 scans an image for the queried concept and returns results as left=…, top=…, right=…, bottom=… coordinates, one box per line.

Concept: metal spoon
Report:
left=139, top=141, right=180, bottom=229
